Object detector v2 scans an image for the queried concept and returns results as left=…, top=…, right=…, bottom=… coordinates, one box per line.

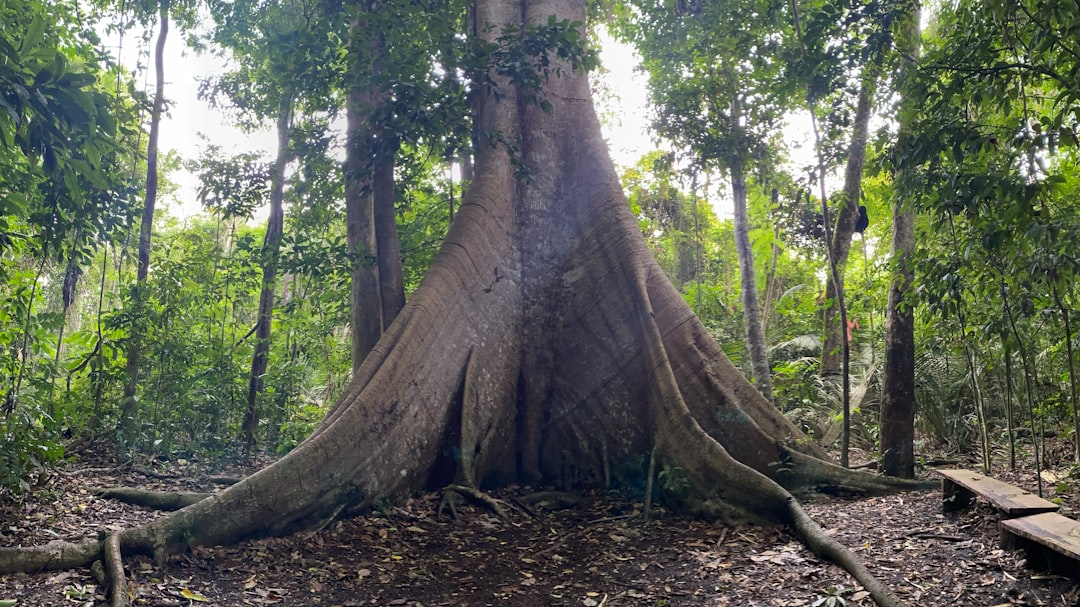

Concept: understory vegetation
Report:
left=3, top=0, right=1080, bottom=498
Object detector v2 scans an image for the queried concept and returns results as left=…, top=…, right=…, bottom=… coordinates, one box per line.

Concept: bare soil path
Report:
left=2, top=448, right=1078, bottom=606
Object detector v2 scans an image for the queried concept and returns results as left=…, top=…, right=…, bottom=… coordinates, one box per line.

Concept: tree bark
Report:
left=242, top=95, right=291, bottom=451
left=728, top=104, right=773, bottom=402
left=821, top=76, right=874, bottom=376
left=374, top=147, right=405, bottom=329
left=120, top=2, right=169, bottom=446
left=1, top=3, right=925, bottom=605
left=879, top=204, right=915, bottom=477
left=344, top=26, right=388, bottom=369
left=879, top=3, right=921, bottom=479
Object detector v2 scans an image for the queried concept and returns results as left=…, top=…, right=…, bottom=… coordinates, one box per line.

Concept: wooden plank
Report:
left=1001, top=512, right=1080, bottom=561
left=934, top=469, right=1059, bottom=517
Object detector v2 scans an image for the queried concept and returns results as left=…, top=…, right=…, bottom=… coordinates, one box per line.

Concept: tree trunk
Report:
left=344, top=27, right=387, bottom=369
left=879, top=3, right=920, bottom=479
left=729, top=101, right=773, bottom=402
left=1, top=3, right=924, bottom=605
left=879, top=205, right=915, bottom=478
left=1050, top=282, right=1080, bottom=465
left=242, top=95, right=291, bottom=451
left=374, top=147, right=405, bottom=330
left=821, top=76, right=874, bottom=376
left=120, top=1, right=168, bottom=446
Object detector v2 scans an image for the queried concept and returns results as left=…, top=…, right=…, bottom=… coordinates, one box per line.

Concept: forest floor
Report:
left=2, top=444, right=1079, bottom=607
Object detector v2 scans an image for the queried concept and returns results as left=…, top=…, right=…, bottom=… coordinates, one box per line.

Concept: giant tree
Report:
left=0, top=1, right=922, bottom=606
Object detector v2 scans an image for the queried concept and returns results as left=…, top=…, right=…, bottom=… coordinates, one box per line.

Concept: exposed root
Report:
left=779, top=450, right=936, bottom=497
left=643, top=448, right=657, bottom=520
left=103, top=532, right=128, bottom=607
left=438, top=484, right=513, bottom=521
left=787, top=496, right=907, bottom=607
left=90, top=487, right=212, bottom=511
left=636, top=285, right=911, bottom=607
left=0, top=538, right=102, bottom=574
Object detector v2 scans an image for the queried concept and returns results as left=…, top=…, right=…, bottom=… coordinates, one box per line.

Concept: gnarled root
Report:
left=437, top=484, right=514, bottom=521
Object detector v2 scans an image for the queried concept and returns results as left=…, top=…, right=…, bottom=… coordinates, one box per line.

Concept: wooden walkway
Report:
left=934, top=469, right=1079, bottom=579
left=935, top=469, right=1059, bottom=517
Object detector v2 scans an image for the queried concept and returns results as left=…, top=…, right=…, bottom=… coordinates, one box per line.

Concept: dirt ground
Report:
left=2, top=447, right=1079, bottom=607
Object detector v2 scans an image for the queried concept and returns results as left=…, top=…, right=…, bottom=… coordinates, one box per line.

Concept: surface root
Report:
left=0, top=538, right=102, bottom=574
left=438, top=484, right=515, bottom=521
left=90, top=487, right=212, bottom=510
left=103, top=532, right=129, bottom=607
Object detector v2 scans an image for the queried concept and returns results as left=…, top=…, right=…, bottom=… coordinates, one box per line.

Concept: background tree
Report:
left=879, top=1, right=920, bottom=478
left=202, top=0, right=344, bottom=449
left=611, top=0, right=796, bottom=401
left=344, top=0, right=470, bottom=367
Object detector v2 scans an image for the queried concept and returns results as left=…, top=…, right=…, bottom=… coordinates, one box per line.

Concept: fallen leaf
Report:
left=180, top=588, right=208, bottom=602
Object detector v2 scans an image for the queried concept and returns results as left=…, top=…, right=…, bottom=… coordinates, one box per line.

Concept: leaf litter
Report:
left=1, top=448, right=1078, bottom=606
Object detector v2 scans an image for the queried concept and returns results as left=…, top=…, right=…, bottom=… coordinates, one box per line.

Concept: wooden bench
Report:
left=1000, top=512, right=1080, bottom=579
left=934, top=469, right=1059, bottom=517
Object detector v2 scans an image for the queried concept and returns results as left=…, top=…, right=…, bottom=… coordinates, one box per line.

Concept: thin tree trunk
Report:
left=730, top=99, right=772, bottom=402
left=761, top=190, right=780, bottom=333
left=120, top=1, right=168, bottom=446
left=821, top=76, right=874, bottom=376
left=1050, top=282, right=1080, bottom=464
left=879, top=3, right=920, bottom=479
left=808, top=113, right=851, bottom=467
left=50, top=256, right=80, bottom=409
left=242, top=95, right=292, bottom=451
left=1002, top=279, right=1043, bottom=495
left=879, top=204, right=915, bottom=477
left=947, top=215, right=990, bottom=473
left=1002, top=331, right=1016, bottom=470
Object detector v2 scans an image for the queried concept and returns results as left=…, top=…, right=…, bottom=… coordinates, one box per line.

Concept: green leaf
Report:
left=19, top=15, right=46, bottom=54
left=57, top=72, right=96, bottom=89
